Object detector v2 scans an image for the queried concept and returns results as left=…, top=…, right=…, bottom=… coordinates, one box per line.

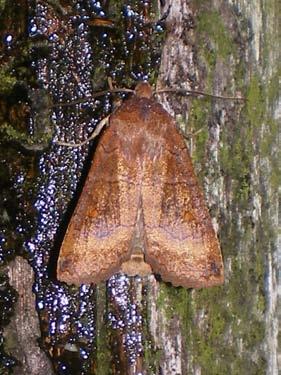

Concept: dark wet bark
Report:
left=5, top=258, right=54, bottom=375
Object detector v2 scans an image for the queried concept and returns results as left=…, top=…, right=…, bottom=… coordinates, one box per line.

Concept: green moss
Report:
left=246, top=76, right=265, bottom=128
left=177, top=13, right=268, bottom=372
left=157, top=283, right=190, bottom=321
left=0, top=0, right=6, bottom=13
left=188, top=98, right=210, bottom=167
left=155, top=1, right=277, bottom=374
left=187, top=208, right=267, bottom=372
left=261, top=0, right=280, bottom=73
left=95, top=284, right=111, bottom=375
left=259, top=68, right=281, bottom=187
left=196, top=212, right=265, bottom=368
left=0, top=67, right=17, bottom=95
left=156, top=283, right=177, bottom=320
left=219, top=74, right=271, bottom=207
left=219, top=129, right=252, bottom=207
left=0, top=122, right=53, bottom=151
left=244, top=70, right=280, bottom=189
left=231, top=355, right=267, bottom=375
left=260, top=118, right=278, bottom=157
left=267, top=67, right=281, bottom=104
left=243, top=320, right=265, bottom=348
left=196, top=343, right=215, bottom=373
left=142, top=282, right=162, bottom=373
left=197, top=11, right=234, bottom=60
left=156, top=282, right=193, bottom=354
left=143, top=340, right=162, bottom=374
left=195, top=7, right=237, bottom=95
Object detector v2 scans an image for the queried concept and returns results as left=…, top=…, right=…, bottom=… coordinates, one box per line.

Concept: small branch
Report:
left=55, top=115, right=110, bottom=148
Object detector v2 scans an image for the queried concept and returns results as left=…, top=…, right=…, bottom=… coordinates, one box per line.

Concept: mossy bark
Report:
left=147, top=1, right=280, bottom=374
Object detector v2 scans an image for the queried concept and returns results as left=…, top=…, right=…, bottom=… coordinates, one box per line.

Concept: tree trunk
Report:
left=6, top=257, right=54, bottom=375
left=148, top=1, right=280, bottom=374
left=1, top=0, right=279, bottom=374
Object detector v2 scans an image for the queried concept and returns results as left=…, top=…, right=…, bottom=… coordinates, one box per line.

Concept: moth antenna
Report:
left=154, top=88, right=245, bottom=101
left=53, top=88, right=134, bottom=108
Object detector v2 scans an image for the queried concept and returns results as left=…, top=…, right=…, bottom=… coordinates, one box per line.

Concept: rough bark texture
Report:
left=5, top=257, right=54, bottom=375
left=147, top=0, right=280, bottom=374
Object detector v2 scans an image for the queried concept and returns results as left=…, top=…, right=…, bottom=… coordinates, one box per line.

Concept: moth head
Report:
left=135, top=81, right=153, bottom=99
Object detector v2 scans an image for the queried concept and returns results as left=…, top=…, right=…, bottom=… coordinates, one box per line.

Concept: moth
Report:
left=57, top=82, right=224, bottom=288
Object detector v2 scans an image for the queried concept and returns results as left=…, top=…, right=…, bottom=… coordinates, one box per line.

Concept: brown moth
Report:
left=57, top=82, right=224, bottom=288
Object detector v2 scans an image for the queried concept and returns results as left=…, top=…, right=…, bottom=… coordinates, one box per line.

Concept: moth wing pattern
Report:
left=57, top=118, right=140, bottom=285
left=57, top=82, right=224, bottom=288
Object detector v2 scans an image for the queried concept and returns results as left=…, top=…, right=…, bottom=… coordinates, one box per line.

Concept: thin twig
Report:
left=55, top=115, right=110, bottom=148
left=155, top=88, right=245, bottom=101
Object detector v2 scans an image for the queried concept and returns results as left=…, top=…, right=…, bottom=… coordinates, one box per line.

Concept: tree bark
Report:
left=1, top=0, right=279, bottom=374
left=147, top=0, right=280, bottom=374
left=5, top=258, right=54, bottom=375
